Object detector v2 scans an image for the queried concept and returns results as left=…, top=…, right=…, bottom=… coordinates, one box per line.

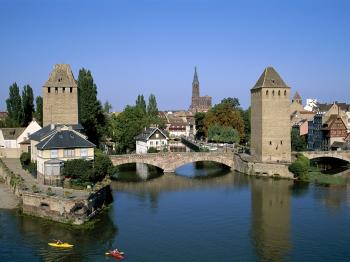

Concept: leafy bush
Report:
left=289, top=154, right=310, bottom=181
left=63, top=159, right=93, bottom=182
left=147, top=147, right=158, bottom=153
left=93, top=149, right=114, bottom=182
left=20, top=152, right=31, bottom=169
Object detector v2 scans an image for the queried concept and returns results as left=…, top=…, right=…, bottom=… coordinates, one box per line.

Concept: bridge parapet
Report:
left=297, top=151, right=350, bottom=163
left=109, top=152, right=235, bottom=173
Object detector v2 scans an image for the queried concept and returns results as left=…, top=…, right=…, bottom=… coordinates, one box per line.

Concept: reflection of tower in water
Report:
left=251, top=179, right=292, bottom=261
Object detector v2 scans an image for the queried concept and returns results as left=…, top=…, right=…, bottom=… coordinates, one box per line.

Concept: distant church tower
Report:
left=292, top=91, right=302, bottom=105
left=189, top=67, right=212, bottom=113
left=43, top=64, right=79, bottom=127
left=250, top=67, right=291, bottom=163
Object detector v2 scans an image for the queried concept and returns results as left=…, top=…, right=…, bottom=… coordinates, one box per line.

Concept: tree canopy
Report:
left=6, top=82, right=23, bottom=126
left=78, top=68, right=107, bottom=146
left=22, top=84, right=35, bottom=126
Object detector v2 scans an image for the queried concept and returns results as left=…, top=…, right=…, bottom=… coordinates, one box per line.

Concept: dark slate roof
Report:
left=29, top=123, right=84, bottom=141
left=1, top=128, right=25, bottom=140
left=252, top=67, right=289, bottom=89
left=36, top=130, right=95, bottom=150
left=135, top=128, right=168, bottom=142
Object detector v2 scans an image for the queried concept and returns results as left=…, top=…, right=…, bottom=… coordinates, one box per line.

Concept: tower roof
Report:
left=193, top=67, right=199, bottom=85
left=293, top=91, right=302, bottom=100
left=44, top=64, right=77, bottom=88
left=252, top=67, right=289, bottom=89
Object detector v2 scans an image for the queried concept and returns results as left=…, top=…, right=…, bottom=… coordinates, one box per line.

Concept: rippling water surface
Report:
left=1, top=162, right=350, bottom=261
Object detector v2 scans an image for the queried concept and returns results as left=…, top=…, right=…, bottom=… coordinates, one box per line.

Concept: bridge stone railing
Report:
left=109, top=152, right=235, bottom=173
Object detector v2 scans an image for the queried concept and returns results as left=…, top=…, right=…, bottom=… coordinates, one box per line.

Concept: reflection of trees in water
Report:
left=112, top=172, right=250, bottom=209
left=17, top=210, right=117, bottom=262
left=313, top=185, right=348, bottom=210
left=250, top=178, right=293, bottom=262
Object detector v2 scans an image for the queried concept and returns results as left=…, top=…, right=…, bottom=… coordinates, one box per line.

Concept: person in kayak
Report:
left=112, top=248, right=120, bottom=254
left=56, top=240, right=63, bottom=245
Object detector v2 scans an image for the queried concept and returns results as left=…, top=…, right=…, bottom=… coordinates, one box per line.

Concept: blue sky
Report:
left=0, top=0, right=349, bottom=111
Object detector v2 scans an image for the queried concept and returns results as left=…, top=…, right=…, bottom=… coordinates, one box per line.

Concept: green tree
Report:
left=240, top=107, right=251, bottom=144
left=22, top=84, right=35, bottom=126
left=208, top=124, right=240, bottom=143
left=220, top=97, right=240, bottom=109
left=78, top=68, right=106, bottom=146
left=195, top=112, right=206, bottom=140
left=136, top=95, right=147, bottom=115
left=93, top=149, right=114, bottom=181
left=111, top=105, right=148, bottom=153
left=6, top=82, right=23, bottom=126
left=289, top=154, right=310, bottom=181
left=147, top=94, right=158, bottom=117
left=291, top=127, right=307, bottom=151
left=103, top=101, right=112, bottom=114
left=34, top=96, right=43, bottom=126
left=204, top=99, right=245, bottom=141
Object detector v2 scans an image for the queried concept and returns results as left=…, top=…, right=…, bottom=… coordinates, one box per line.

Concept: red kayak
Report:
left=109, top=251, right=125, bottom=260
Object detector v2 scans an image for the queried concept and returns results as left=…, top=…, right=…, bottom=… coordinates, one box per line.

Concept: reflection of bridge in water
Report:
left=110, top=152, right=235, bottom=173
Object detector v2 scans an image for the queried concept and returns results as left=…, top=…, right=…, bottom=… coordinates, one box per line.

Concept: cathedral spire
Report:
left=193, top=66, right=199, bottom=85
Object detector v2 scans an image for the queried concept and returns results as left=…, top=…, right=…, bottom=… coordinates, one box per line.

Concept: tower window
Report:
left=70, top=87, right=73, bottom=93
left=281, top=140, right=283, bottom=145
left=266, top=90, right=269, bottom=95
left=278, top=90, right=281, bottom=96
left=272, top=90, right=275, bottom=96
left=48, top=87, right=50, bottom=93
left=269, top=141, right=272, bottom=145
left=55, top=87, right=58, bottom=94
left=63, top=87, right=65, bottom=93
left=284, top=90, right=287, bottom=96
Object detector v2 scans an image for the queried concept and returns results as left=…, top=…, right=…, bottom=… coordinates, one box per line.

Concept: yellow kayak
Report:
left=48, top=242, right=74, bottom=248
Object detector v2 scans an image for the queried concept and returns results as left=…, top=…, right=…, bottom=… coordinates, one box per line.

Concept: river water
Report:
left=1, top=162, right=350, bottom=262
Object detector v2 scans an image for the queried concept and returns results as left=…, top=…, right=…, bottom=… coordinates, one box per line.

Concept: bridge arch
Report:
left=301, top=152, right=350, bottom=164
left=110, top=152, right=235, bottom=173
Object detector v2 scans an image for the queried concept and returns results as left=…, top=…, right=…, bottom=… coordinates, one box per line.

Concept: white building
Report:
left=0, top=120, right=41, bottom=149
left=135, top=128, right=169, bottom=154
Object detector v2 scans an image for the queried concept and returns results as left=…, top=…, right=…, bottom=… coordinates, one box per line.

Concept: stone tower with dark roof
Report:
left=251, top=67, right=291, bottom=163
left=43, top=64, right=79, bottom=127
left=292, top=91, right=302, bottom=104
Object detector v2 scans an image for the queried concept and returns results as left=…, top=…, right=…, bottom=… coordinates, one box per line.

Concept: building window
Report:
left=63, top=87, right=65, bottom=93
left=278, top=90, right=281, bottom=96
left=51, top=149, right=58, bottom=158
left=272, top=91, right=275, bottom=96
left=269, top=141, right=272, bottom=145
left=64, top=149, right=75, bottom=158
left=150, top=141, right=153, bottom=146
left=55, top=87, right=58, bottom=94
left=80, top=148, right=88, bottom=157
left=284, top=90, right=287, bottom=96
left=266, top=90, right=269, bottom=95
left=48, top=87, right=51, bottom=93
left=70, top=87, right=73, bottom=93
left=280, top=140, right=283, bottom=145
left=156, top=141, right=159, bottom=145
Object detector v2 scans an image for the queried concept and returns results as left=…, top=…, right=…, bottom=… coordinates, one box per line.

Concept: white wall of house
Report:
left=36, top=147, right=94, bottom=176
left=136, top=141, right=148, bottom=154
left=169, top=130, right=186, bottom=138
left=17, top=121, right=41, bottom=145
left=136, top=139, right=168, bottom=154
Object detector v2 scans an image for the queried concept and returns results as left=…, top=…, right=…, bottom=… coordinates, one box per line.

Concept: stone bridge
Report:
left=109, top=152, right=235, bottom=173
left=299, top=151, right=350, bottom=163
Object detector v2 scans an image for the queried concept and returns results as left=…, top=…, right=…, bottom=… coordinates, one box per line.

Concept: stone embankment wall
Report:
left=0, top=160, right=112, bottom=225
left=234, top=153, right=294, bottom=179
left=21, top=186, right=112, bottom=225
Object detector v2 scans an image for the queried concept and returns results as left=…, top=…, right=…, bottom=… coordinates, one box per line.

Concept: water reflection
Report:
left=250, top=178, right=293, bottom=261
left=16, top=210, right=117, bottom=261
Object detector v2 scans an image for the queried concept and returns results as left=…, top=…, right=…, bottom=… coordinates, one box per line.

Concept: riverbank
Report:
left=0, top=182, right=19, bottom=209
